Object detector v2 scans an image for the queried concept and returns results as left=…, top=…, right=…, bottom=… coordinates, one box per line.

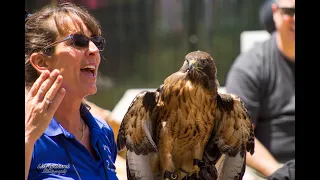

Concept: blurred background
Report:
left=26, top=0, right=267, bottom=112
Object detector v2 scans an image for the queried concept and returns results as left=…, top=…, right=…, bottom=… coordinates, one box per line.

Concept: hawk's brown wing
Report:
left=117, top=87, right=163, bottom=180
left=117, top=89, right=160, bottom=155
left=214, top=92, right=255, bottom=156
left=213, top=92, right=255, bottom=180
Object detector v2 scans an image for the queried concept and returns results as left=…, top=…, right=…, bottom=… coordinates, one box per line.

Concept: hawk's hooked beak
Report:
left=188, top=59, right=196, bottom=70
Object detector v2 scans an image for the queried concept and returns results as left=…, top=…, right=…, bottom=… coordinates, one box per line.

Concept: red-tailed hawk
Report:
left=117, top=50, right=255, bottom=180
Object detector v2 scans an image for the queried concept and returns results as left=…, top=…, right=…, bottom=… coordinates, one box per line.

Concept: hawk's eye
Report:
left=200, top=59, right=205, bottom=64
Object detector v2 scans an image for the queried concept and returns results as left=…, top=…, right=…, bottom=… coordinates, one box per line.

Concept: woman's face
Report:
left=47, top=16, right=101, bottom=99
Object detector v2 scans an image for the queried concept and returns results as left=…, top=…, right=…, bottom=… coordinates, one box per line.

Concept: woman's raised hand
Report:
left=25, top=69, right=65, bottom=143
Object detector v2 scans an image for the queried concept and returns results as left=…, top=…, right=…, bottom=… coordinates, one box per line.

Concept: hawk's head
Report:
left=180, top=50, right=218, bottom=92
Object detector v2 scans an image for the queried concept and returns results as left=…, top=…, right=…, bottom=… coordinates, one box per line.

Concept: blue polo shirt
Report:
left=28, top=105, right=119, bottom=180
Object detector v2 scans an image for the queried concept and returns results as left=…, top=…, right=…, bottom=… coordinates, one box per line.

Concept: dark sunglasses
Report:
left=279, top=7, right=295, bottom=17
left=43, top=33, right=105, bottom=51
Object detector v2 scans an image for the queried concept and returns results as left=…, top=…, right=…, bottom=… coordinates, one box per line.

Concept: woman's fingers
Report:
left=35, top=69, right=61, bottom=103
left=42, top=74, right=65, bottom=115
left=27, top=70, right=50, bottom=99
left=26, top=69, right=65, bottom=116
left=46, top=88, right=66, bottom=114
left=25, top=69, right=66, bottom=143
left=42, top=74, right=63, bottom=106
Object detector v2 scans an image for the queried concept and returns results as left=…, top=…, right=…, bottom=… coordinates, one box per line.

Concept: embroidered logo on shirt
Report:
left=37, top=163, right=70, bottom=175
left=103, top=144, right=110, bottom=151
left=101, top=144, right=116, bottom=172
left=105, top=160, right=116, bottom=172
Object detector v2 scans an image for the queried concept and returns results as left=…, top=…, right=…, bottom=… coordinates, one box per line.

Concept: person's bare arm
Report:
left=246, top=137, right=282, bottom=177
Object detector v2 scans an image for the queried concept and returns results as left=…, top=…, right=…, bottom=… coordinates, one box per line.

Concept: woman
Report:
left=25, top=2, right=118, bottom=180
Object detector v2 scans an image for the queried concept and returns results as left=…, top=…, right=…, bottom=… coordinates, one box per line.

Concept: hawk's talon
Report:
left=190, top=165, right=200, bottom=178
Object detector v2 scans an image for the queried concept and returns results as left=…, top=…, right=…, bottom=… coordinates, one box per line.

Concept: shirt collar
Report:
left=43, top=117, right=64, bottom=136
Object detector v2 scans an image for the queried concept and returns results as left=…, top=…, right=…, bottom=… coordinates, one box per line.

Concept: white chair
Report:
left=240, top=30, right=270, bottom=53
